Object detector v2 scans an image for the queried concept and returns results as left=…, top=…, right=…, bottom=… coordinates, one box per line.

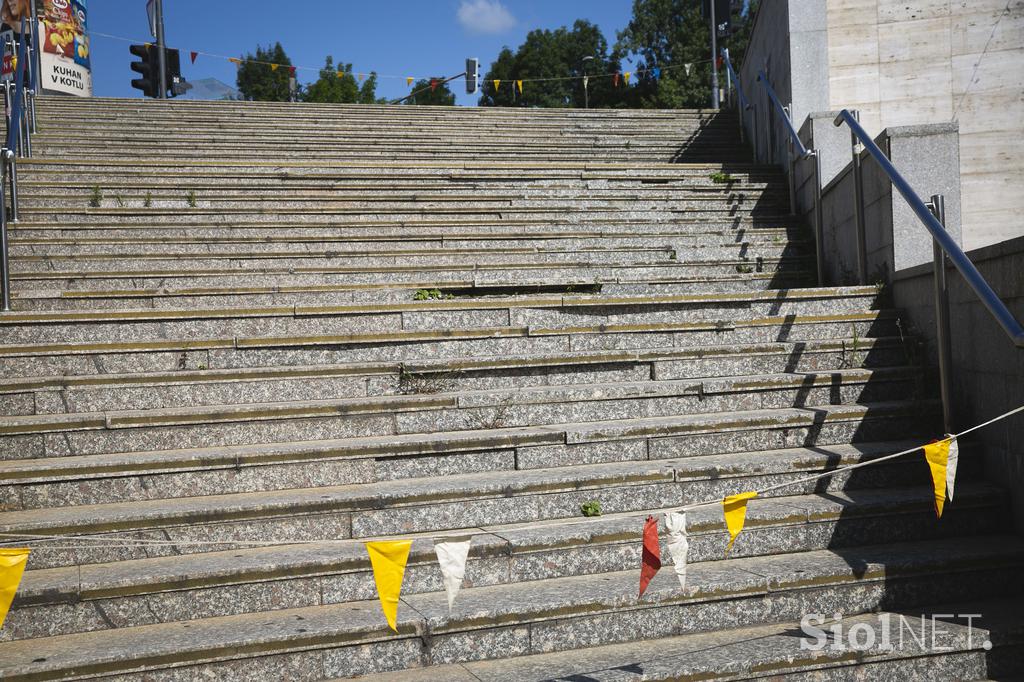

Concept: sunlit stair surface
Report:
left=0, top=97, right=1020, bottom=681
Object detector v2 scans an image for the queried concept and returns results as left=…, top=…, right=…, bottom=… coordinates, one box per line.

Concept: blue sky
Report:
left=87, top=1, right=638, bottom=105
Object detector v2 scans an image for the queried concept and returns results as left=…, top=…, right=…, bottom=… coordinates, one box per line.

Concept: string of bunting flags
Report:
left=1, top=404, right=1017, bottom=633
left=90, top=30, right=712, bottom=93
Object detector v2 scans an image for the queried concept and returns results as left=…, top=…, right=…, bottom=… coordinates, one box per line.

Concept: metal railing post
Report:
left=8, top=155, right=17, bottom=222
left=812, top=150, right=825, bottom=286
left=784, top=104, right=796, bottom=215
left=848, top=110, right=868, bottom=284
left=928, top=194, right=954, bottom=434
left=0, top=152, right=9, bottom=311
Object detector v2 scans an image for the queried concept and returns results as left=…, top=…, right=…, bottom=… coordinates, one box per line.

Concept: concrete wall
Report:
left=825, top=0, right=1024, bottom=250
left=891, top=236, right=1024, bottom=531
left=736, top=0, right=829, bottom=167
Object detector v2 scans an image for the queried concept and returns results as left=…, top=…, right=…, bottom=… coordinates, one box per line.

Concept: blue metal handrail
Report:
left=6, top=18, right=27, bottom=151
left=835, top=109, right=1024, bottom=348
left=756, top=70, right=807, bottom=157
left=720, top=50, right=748, bottom=111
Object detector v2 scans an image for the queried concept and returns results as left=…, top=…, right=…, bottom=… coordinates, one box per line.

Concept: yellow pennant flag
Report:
left=271, top=64, right=279, bottom=72
left=228, top=57, right=241, bottom=65
left=493, top=79, right=501, bottom=91
left=722, top=492, right=758, bottom=552
left=366, top=540, right=411, bottom=632
left=0, top=548, right=29, bottom=629
left=923, top=439, right=953, bottom=518
left=406, top=77, right=414, bottom=87
left=516, top=79, right=523, bottom=94
left=624, top=71, right=632, bottom=84
left=336, top=70, right=344, bottom=78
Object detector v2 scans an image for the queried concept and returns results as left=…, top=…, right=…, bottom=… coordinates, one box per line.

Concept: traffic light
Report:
left=465, top=57, right=479, bottom=95
left=164, top=48, right=192, bottom=97
left=129, top=43, right=158, bottom=98
left=702, top=0, right=732, bottom=38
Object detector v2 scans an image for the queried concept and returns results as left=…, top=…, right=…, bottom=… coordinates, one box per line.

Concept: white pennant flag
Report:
left=946, top=438, right=959, bottom=501
left=583, top=75, right=589, bottom=90
left=664, top=512, right=689, bottom=588
left=684, top=63, right=693, bottom=76
left=434, top=540, right=472, bottom=610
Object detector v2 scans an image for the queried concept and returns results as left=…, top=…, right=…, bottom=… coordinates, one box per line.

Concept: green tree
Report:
left=615, top=0, right=756, bottom=109
left=236, top=42, right=293, bottom=102
left=405, top=78, right=456, bottom=106
left=303, top=56, right=378, bottom=104
left=479, top=20, right=622, bottom=108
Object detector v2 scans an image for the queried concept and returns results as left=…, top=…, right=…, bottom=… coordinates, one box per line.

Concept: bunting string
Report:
left=88, top=29, right=713, bottom=90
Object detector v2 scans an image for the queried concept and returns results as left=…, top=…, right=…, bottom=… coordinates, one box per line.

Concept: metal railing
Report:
left=832, top=111, right=1024, bottom=422
left=0, top=18, right=38, bottom=311
left=752, top=68, right=825, bottom=287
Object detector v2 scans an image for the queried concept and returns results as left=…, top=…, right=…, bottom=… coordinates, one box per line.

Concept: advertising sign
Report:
left=0, top=0, right=29, bottom=83
left=39, top=0, right=91, bottom=96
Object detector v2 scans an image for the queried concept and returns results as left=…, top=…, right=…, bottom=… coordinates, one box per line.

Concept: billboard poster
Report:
left=0, top=0, right=29, bottom=83
left=38, top=0, right=91, bottom=96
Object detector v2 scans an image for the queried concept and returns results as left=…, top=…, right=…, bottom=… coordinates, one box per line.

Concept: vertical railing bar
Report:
left=928, top=194, right=954, bottom=434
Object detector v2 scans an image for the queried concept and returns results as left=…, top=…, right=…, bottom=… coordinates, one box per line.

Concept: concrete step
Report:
left=0, top=335, right=914, bottom=416
left=0, top=367, right=923, bottom=459
left=10, top=277, right=819, bottom=312
left=2, top=481, right=1003, bottom=640
left=0, top=309, right=905, bottom=378
left=352, top=600, right=1024, bottom=682
left=0, top=401, right=940, bottom=515
left=0, top=287, right=877, bottom=345
left=0, top=535, right=1019, bottom=679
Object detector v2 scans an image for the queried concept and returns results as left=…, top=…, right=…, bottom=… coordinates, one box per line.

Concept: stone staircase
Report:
left=0, top=97, right=1021, bottom=680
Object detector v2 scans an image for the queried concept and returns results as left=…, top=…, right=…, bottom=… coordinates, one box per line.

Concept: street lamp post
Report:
left=580, top=56, right=594, bottom=109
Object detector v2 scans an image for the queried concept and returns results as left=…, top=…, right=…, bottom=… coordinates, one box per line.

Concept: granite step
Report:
left=0, top=401, right=940, bottom=513
left=0, top=310, right=907, bottom=378
left=2, top=481, right=1003, bottom=640
left=0, top=335, right=913, bottom=416
left=0, top=368, right=923, bottom=459
left=351, top=600, right=1024, bottom=682
left=0, top=288, right=878, bottom=347
left=0, top=535, right=1019, bottom=680
left=10, top=276, right=818, bottom=311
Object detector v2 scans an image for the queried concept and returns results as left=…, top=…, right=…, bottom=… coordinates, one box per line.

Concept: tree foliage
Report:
left=405, top=78, right=456, bottom=106
left=236, top=42, right=293, bottom=102
left=615, top=0, right=756, bottom=109
left=303, top=57, right=379, bottom=104
left=479, top=20, right=622, bottom=108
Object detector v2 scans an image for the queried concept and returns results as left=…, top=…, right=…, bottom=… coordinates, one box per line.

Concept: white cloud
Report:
left=456, top=0, right=517, bottom=34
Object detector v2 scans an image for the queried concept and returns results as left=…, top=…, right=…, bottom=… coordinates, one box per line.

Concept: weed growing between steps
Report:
left=413, top=288, right=454, bottom=301
left=580, top=500, right=602, bottom=517
left=88, top=185, right=102, bottom=208
left=396, top=364, right=462, bottom=395
left=710, top=171, right=736, bottom=183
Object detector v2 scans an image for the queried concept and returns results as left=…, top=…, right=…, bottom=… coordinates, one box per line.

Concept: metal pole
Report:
left=784, top=104, right=796, bottom=215
left=849, top=110, right=867, bottom=284
left=723, top=48, right=732, bottom=107
left=0, top=154, right=9, bottom=311
left=928, top=194, right=954, bottom=434
left=154, top=0, right=167, bottom=99
left=710, top=0, right=720, bottom=108
left=8, top=156, right=17, bottom=222
left=812, top=151, right=825, bottom=286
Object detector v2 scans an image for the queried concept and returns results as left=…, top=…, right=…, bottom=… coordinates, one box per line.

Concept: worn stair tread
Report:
left=0, top=536, right=1020, bottom=681
left=0, top=366, right=916, bottom=436
left=352, top=599, right=1024, bottom=682
left=0, top=429, right=945, bottom=536
left=11, top=480, right=1003, bottom=607
left=0, top=400, right=933, bottom=481
left=0, top=335, right=908, bottom=395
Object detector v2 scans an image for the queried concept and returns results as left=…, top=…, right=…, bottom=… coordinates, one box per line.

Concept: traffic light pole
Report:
left=154, top=0, right=167, bottom=98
